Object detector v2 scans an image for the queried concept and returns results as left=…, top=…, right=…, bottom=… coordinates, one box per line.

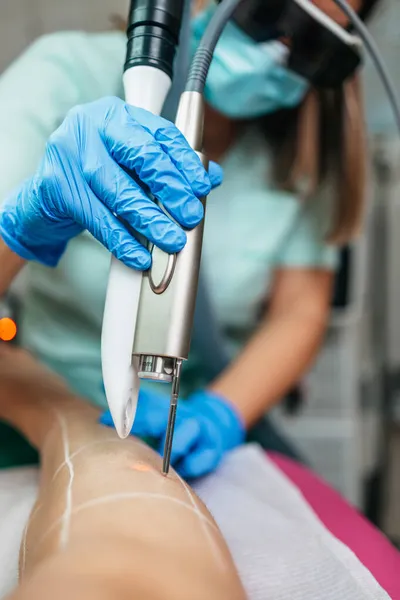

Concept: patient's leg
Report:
left=0, top=348, right=246, bottom=600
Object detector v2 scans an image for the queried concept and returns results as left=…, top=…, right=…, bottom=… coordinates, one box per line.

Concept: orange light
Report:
left=0, top=318, right=17, bottom=342
left=130, top=462, right=153, bottom=473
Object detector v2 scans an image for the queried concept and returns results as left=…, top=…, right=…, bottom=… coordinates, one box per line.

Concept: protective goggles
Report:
left=218, top=0, right=363, bottom=87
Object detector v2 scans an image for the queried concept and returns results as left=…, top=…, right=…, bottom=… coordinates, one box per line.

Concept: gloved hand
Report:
left=0, top=96, right=223, bottom=268
left=100, top=388, right=245, bottom=479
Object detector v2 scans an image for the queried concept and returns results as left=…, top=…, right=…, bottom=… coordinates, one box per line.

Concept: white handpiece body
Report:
left=101, top=65, right=171, bottom=438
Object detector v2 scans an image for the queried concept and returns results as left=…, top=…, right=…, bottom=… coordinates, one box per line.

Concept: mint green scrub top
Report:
left=0, top=31, right=338, bottom=467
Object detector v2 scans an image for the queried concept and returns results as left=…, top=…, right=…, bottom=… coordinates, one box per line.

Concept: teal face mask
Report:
left=191, top=5, right=309, bottom=119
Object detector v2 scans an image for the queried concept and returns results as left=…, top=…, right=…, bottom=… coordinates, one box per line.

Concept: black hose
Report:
left=185, top=0, right=243, bottom=93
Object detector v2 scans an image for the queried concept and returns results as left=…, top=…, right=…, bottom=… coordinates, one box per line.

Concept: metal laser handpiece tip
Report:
left=161, top=359, right=183, bottom=476
left=162, top=403, right=178, bottom=475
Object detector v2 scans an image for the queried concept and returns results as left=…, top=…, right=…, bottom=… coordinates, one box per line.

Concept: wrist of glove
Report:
left=0, top=177, right=77, bottom=267
left=100, top=388, right=245, bottom=479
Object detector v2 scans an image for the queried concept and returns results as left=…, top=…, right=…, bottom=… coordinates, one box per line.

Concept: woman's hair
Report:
left=262, top=0, right=381, bottom=244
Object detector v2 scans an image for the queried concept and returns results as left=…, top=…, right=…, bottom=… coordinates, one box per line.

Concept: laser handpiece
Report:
left=102, top=0, right=247, bottom=474
left=102, top=0, right=400, bottom=476
left=102, top=0, right=347, bottom=470
left=132, top=90, right=207, bottom=475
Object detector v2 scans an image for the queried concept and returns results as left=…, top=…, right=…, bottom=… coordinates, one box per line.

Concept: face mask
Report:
left=191, top=4, right=309, bottom=119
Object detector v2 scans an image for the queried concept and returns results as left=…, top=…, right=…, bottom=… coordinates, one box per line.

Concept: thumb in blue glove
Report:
left=100, top=388, right=245, bottom=479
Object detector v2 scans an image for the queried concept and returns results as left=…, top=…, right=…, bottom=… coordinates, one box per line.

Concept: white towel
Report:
left=0, top=467, right=39, bottom=597
left=0, top=445, right=389, bottom=599
left=193, top=445, right=390, bottom=600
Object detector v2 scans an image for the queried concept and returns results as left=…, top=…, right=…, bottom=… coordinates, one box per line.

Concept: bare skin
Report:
left=0, top=346, right=246, bottom=600
left=210, top=269, right=333, bottom=426
left=0, top=237, right=25, bottom=296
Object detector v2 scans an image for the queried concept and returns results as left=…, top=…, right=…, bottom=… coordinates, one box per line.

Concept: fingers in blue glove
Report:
left=99, top=410, right=115, bottom=428
left=79, top=137, right=187, bottom=257
left=96, top=100, right=206, bottom=229
left=125, top=106, right=223, bottom=193
left=0, top=96, right=223, bottom=269
left=179, top=447, right=221, bottom=480
left=158, top=417, right=201, bottom=467
left=41, top=170, right=152, bottom=270
left=122, top=104, right=212, bottom=195
left=129, top=389, right=171, bottom=438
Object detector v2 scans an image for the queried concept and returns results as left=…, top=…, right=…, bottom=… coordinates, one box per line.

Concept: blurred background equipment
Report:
left=272, top=0, right=400, bottom=539
left=0, top=0, right=400, bottom=539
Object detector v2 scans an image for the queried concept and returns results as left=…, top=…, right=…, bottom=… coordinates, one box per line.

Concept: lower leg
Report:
left=0, top=347, right=245, bottom=600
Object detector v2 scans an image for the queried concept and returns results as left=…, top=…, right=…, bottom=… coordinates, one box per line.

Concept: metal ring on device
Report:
left=147, top=243, right=177, bottom=295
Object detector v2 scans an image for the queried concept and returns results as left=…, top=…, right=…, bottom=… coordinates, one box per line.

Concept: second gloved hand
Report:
left=100, top=389, right=245, bottom=479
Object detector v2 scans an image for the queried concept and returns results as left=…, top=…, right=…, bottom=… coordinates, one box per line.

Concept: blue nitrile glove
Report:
left=0, top=96, right=223, bottom=268
left=100, top=389, right=245, bottom=479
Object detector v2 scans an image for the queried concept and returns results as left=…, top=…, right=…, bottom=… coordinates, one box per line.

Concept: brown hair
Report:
left=264, top=75, right=367, bottom=244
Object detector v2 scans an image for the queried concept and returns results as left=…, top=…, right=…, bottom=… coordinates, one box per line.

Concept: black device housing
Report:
left=219, top=0, right=361, bottom=88
left=125, top=0, right=185, bottom=78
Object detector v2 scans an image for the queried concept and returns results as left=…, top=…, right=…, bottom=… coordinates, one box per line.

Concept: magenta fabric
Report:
left=268, top=452, right=400, bottom=599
